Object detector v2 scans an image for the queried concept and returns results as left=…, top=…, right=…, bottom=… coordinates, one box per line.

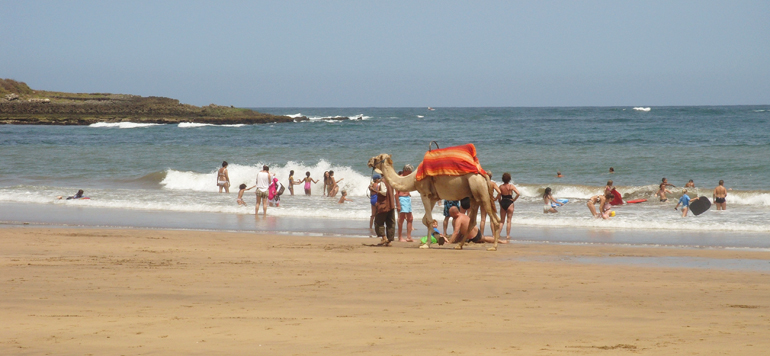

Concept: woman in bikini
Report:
left=587, top=191, right=614, bottom=218
left=322, top=171, right=330, bottom=196
left=217, top=161, right=230, bottom=193
left=498, top=172, right=520, bottom=240
left=288, top=170, right=302, bottom=196
left=327, top=170, right=344, bottom=198
left=302, top=171, right=318, bottom=196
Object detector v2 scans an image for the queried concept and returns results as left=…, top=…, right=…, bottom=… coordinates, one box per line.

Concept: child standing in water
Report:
left=675, top=189, right=692, bottom=217
left=237, top=184, right=255, bottom=206
left=302, top=171, right=318, bottom=196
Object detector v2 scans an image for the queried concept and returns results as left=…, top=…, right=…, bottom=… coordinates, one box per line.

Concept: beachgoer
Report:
left=587, top=191, right=614, bottom=219
left=478, top=171, right=501, bottom=237
left=217, top=161, right=230, bottom=193
left=661, top=177, right=676, bottom=188
left=59, top=189, right=85, bottom=200
left=600, top=194, right=614, bottom=219
left=685, top=179, right=695, bottom=188
left=396, top=165, right=414, bottom=242
left=543, top=187, right=563, bottom=213
left=605, top=180, right=614, bottom=194
left=498, top=172, right=520, bottom=239
left=442, top=206, right=507, bottom=245
left=288, top=170, right=302, bottom=196
left=713, top=180, right=727, bottom=210
left=656, top=182, right=672, bottom=202
left=442, top=199, right=461, bottom=236
left=609, top=167, right=615, bottom=174
left=268, top=177, right=283, bottom=207
left=675, top=189, right=692, bottom=217
left=368, top=173, right=381, bottom=230
left=255, top=165, right=273, bottom=215
left=328, top=170, right=344, bottom=198
left=322, top=171, right=330, bottom=197
left=374, top=175, right=396, bottom=246
left=302, top=171, right=318, bottom=196
left=338, top=190, right=352, bottom=204
left=430, top=220, right=447, bottom=245
left=237, top=184, right=255, bottom=206
left=556, top=171, right=563, bottom=178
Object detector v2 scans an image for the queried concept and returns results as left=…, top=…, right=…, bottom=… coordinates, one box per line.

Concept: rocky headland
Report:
left=0, top=79, right=307, bottom=125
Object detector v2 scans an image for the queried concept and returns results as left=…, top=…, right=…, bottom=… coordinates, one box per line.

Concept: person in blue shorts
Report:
left=443, top=199, right=461, bottom=236
left=675, top=189, right=692, bottom=217
left=396, top=165, right=415, bottom=242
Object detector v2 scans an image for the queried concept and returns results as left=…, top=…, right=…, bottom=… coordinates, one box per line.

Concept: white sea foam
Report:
left=633, top=107, right=651, bottom=112
left=89, top=122, right=163, bottom=128
left=177, top=122, right=246, bottom=128
left=417, top=115, right=425, bottom=118
left=160, top=160, right=376, bottom=196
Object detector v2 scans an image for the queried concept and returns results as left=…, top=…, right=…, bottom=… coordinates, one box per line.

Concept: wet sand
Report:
left=1, top=227, right=769, bottom=355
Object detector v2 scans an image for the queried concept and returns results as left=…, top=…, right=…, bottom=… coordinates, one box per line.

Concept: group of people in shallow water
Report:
left=215, top=161, right=350, bottom=215
left=367, top=165, right=735, bottom=247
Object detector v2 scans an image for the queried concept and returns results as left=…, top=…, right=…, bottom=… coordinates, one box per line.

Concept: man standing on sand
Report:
left=714, top=180, right=728, bottom=210
left=374, top=175, right=396, bottom=246
left=255, top=165, right=273, bottom=215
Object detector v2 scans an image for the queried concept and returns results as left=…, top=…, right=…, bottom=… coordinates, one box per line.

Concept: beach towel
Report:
left=415, top=144, right=486, bottom=181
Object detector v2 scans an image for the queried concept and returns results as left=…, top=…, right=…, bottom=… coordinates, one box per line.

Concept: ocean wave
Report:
left=89, top=122, right=163, bottom=128
left=178, top=122, right=246, bottom=128
left=633, top=107, right=651, bottom=112
left=159, top=160, right=376, bottom=196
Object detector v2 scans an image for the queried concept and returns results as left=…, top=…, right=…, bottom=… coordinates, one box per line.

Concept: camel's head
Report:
left=367, top=154, right=393, bottom=169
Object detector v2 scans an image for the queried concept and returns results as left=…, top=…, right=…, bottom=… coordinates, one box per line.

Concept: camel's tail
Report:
left=484, top=172, right=497, bottom=214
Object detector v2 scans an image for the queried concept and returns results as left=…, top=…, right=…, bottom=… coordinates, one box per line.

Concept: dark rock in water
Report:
left=322, top=117, right=350, bottom=121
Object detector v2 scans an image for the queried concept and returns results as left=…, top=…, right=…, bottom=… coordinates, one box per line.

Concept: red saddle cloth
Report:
left=415, top=144, right=487, bottom=181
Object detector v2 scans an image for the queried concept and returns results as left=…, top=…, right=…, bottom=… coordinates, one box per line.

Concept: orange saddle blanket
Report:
left=415, top=144, right=487, bottom=181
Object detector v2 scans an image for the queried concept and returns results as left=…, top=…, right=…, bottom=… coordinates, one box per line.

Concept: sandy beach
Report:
left=1, top=227, right=768, bottom=355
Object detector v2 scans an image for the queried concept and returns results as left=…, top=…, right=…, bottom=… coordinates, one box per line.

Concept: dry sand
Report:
left=1, top=227, right=768, bottom=355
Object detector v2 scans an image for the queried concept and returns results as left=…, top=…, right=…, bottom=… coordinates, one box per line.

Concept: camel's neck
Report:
left=380, top=163, right=417, bottom=192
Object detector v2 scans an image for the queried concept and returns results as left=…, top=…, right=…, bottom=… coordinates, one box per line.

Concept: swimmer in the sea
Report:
left=556, top=171, right=563, bottom=178
left=58, top=189, right=85, bottom=200
left=302, top=171, right=318, bottom=196
left=656, top=182, right=672, bottom=202
left=685, top=179, right=695, bottom=188
left=217, top=161, right=230, bottom=193
left=237, top=184, right=255, bottom=206
left=713, top=179, right=727, bottom=210
left=543, top=187, right=563, bottom=213
left=338, top=190, right=352, bottom=204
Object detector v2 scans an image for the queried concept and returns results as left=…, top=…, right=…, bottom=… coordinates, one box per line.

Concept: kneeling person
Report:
left=445, top=206, right=506, bottom=245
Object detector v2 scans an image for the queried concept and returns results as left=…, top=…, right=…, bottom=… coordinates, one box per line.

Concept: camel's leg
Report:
left=470, top=176, right=501, bottom=251
left=419, top=195, right=436, bottom=249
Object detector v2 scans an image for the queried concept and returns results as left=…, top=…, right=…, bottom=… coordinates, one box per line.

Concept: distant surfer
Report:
left=713, top=180, right=728, bottom=210
left=217, top=161, right=230, bottom=193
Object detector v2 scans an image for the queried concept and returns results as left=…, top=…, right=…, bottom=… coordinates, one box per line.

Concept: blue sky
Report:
left=2, top=1, right=768, bottom=107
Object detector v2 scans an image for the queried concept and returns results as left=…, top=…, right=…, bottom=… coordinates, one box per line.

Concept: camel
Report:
left=367, top=154, right=501, bottom=251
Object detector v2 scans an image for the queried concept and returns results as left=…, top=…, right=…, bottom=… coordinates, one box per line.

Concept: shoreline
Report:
left=3, top=201, right=770, bottom=251
left=1, top=227, right=768, bottom=354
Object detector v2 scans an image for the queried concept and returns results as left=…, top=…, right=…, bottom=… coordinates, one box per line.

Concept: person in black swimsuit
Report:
left=498, top=173, right=520, bottom=240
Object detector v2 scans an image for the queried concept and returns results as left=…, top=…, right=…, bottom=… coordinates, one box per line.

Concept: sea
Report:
left=2, top=106, right=769, bottom=249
